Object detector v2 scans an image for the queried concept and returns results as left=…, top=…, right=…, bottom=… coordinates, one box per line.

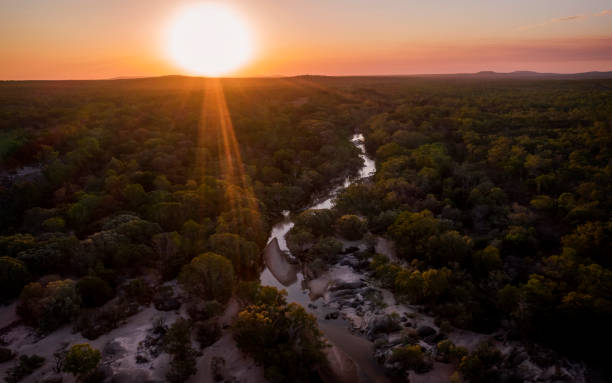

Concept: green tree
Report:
left=234, top=300, right=327, bottom=383
left=208, top=233, right=260, bottom=279
left=63, top=344, right=101, bottom=379
left=335, top=214, right=368, bottom=241
left=76, top=276, right=113, bottom=308
left=179, top=253, right=234, bottom=303
left=0, top=256, right=30, bottom=302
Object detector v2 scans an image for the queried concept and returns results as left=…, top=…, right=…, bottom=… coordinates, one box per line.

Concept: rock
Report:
left=341, top=246, right=360, bottom=254
left=330, top=281, right=365, bottom=291
left=103, top=341, right=127, bottom=358
left=427, top=332, right=447, bottom=344
left=135, top=354, right=149, bottom=364
left=367, top=315, right=401, bottom=339
left=325, top=311, right=340, bottom=320
left=388, top=333, right=403, bottom=347
left=154, top=296, right=181, bottom=311
left=507, top=349, right=529, bottom=367
left=373, top=336, right=388, bottom=348
left=416, top=325, right=437, bottom=338
left=110, top=370, right=153, bottom=383
left=0, top=347, right=15, bottom=363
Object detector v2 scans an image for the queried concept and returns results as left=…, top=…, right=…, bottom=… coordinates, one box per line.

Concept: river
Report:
left=259, top=133, right=390, bottom=382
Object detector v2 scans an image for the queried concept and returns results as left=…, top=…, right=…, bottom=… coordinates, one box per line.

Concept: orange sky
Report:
left=1, top=0, right=611, bottom=79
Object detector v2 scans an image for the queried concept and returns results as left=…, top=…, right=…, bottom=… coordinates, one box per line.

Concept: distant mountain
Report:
left=422, top=71, right=612, bottom=79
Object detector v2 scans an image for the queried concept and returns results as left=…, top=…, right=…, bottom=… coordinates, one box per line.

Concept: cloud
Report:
left=517, top=9, right=610, bottom=32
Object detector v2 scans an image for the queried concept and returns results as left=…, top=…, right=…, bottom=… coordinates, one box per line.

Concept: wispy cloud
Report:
left=517, top=9, right=610, bottom=32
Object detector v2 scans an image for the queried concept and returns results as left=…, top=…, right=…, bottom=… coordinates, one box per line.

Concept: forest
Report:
left=0, top=76, right=611, bottom=382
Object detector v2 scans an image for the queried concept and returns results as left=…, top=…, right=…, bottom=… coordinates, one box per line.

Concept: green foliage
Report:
left=458, top=341, right=503, bottom=383
left=310, top=236, right=342, bottom=262
left=179, top=252, right=234, bottom=303
left=389, top=345, right=432, bottom=373
left=76, top=276, right=113, bottom=308
left=4, top=354, right=45, bottom=383
left=436, top=339, right=468, bottom=363
left=233, top=298, right=327, bottom=383
left=17, top=279, right=81, bottom=332
left=163, top=318, right=197, bottom=383
left=335, top=214, right=368, bottom=240
left=0, top=256, right=30, bottom=302
left=208, top=233, right=260, bottom=279
left=389, top=210, right=440, bottom=259
left=63, top=344, right=101, bottom=377
left=41, top=217, right=66, bottom=232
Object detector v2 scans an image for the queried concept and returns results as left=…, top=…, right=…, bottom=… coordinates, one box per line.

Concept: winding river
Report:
left=259, top=134, right=390, bottom=382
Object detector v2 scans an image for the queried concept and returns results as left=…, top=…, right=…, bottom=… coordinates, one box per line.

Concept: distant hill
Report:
left=416, top=70, right=612, bottom=80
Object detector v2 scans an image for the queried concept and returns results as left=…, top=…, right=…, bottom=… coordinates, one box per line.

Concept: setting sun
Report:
left=165, top=3, right=252, bottom=77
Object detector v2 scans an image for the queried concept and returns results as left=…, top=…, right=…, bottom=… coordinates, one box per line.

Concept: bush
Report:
left=17, top=280, right=81, bottom=332
left=179, top=253, right=234, bottom=303
left=195, top=320, right=221, bottom=349
left=0, top=256, right=30, bottom=302
left=122, top=278, right=152, bottom=305
left=389, top=345, right=432, bottom=373
left=0, top=347, right=16, bottom=363
left=5, top=355, right=45, bottom=383
left=208, top=233, right=260, bottom=279
left=75, top=301, right=140, bottom=339
left=335, top=215, right=368, bottom=241
left=163, top=318, right=197, bottom=383
left=233, top=297, right=327, bottom=383
left=436, top=339, right=467, bottom=363
left=63, top=344, right=101, bottom=378
left=77, top=276, right=113, bottom=308
left=459, top=341, right=503, bottom=383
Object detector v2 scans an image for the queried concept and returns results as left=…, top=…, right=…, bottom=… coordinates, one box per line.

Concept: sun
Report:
left=166, top=3, right=253, bottom=77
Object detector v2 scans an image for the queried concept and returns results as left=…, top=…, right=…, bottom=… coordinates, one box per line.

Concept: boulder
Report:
left=416, top=325, right=436, bottom=338
left=154, top=297, right=181, bottom=311
left=330, top=281, right=365, bottom=291
left=367, top=315, right=401, bottom=339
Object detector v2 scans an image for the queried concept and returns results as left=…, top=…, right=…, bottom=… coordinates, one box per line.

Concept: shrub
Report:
left=233, top=299, right=327, bottom=382
left=335, top=215, right=368, bottom=241
left=164, top=318, right=197, bottom=383
left=63, top=344, right=101, bottom=378
left=5, top=355, right=45, bottom=383
left=122, top=278, right=152, bottom=305
left=77, top=276, right=113, bottom=308
left=179, top=253, right=234, bottom=303
left=436, top=339, right=467, bottom=363
left=17, top=280, right=81, bottom=332
left=389, top=345, right=432, bottom=373
left=0, top=256, right=30, bottom=302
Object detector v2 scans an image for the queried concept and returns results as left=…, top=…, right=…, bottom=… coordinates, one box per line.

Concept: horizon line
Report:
left=2, top=69, right=612, bottom=82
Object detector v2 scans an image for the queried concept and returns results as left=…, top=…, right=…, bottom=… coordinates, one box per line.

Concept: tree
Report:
left=76, top=276, right=113, bottom=308
left=208, top=233, right=260, bottom=279
left=164, top=318, right=197, bottom=383
left=179, top=253, right=234, bottom=303
left=335, top=215, right=368, bottom=241
left=389, top=210, right=440, bottom=259
left=17, top=279, right=81, bottom=332
left=63, top=344, right=101, bottom=379
left=233, top=300, right=327, bottom=383
left=389, top=345, right=432, bottom=373
left=0, top=256, right=30, bottom=302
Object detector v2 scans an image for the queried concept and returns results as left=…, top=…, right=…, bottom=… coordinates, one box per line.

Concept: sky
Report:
left=1, top=0, right=611, bottom=79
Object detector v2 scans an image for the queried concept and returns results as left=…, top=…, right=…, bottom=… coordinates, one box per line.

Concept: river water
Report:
left=259, top=134, right=389, bottom=382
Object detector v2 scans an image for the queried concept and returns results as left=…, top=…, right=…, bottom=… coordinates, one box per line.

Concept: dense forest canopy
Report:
left=0, top=76, right=611, bottom=382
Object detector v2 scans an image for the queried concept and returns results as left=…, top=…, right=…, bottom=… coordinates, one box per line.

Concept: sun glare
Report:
left=166, top=3, right=253, bottom=77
